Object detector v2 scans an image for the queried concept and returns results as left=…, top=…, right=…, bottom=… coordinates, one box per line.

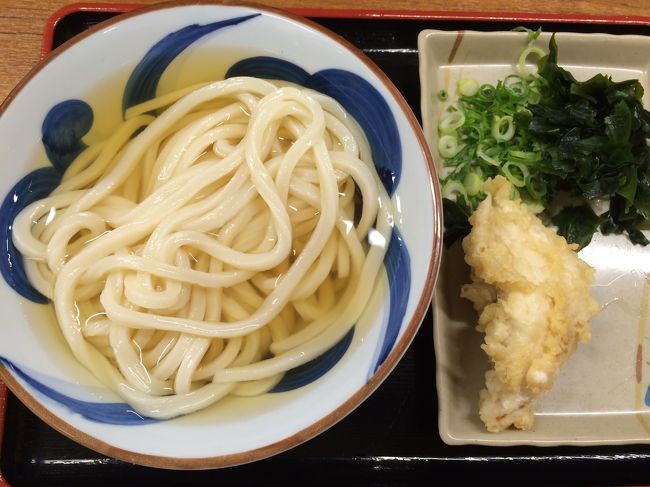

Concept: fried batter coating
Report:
left=461, top=176, right=599, bottom=432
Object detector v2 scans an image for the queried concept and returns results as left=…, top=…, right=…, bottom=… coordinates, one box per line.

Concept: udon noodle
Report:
left=11, top=76, right=393, bottom=419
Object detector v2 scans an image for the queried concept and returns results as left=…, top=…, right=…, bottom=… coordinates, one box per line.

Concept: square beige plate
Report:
left=418, top=29, right=650, bottom=446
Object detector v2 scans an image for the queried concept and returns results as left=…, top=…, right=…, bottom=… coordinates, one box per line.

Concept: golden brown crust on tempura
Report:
left=460, top=176, right=599, bottom=432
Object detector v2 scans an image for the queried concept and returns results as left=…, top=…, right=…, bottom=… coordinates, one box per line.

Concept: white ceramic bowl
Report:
left=0, top=1, right=441, bottom=468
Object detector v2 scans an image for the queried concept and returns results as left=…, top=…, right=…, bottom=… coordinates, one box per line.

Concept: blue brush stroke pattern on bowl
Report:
left=0, top=357, right=157, bottom=425
left=373, top=227, right=411, bottom=374
left=122, top=13, right=260, bottom=112
left=0, top=15, right=411, bottom=424
left=42, top=99, right=93, bottom=173
left=0, top=168, right=61, bottom=303
left=271, top=328, right=355, bottom=393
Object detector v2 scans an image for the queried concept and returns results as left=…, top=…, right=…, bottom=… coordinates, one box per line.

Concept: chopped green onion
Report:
left=509, top=185, right=521, bottom=201
left=464, top=172, right=482, bottom=196
left=457, top=78, right=479, bottom=97
left=442, top=180, right=468, bottom=203
left=504, top=75, right=528, bottom=99
left=502, top=161, right=529, bottom=187
left=477, top=84, right=496, bottom=100
left=508, top=150, right=541, bottom=163
left=438, top=134, right=461, bottom=158
left=527, top=87, right=541, bottom=104
left=512, top=26, right=542, bottom=45
left=492, top=115, right=515, bottom=141
left=436, top=42, right=550, bottom=229
left=477, top=144, right=500, bottom=166
left=438, top=111, right=465, bottom=133
left=437, top=89, right=448, bottom=101
left=517, top=46, right=547, bottom=79
left=525, top=174, right=547, bottom=200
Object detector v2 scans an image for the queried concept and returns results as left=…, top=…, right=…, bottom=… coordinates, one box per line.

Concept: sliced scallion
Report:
left=477, top=84, right=496, bottom=101
left=442, top=180, right=469, bottom=203
left=492, top=115, right=515, bottom=141
left=438, top=134, right=462, bottom=158
left=525, top=174, right=547, bottom=201
left=436, top=41, right=550, bottom=216
left=464, top=172, right=482, bottom=196
left=477, top=145, right=501, bottom=166
left=517, top=45, right=547, bottom=79
left=502, top=161, right=529, bottom=187
left=438, top=111, right=466, bottom=133
left=457, top=78, right=479, bottom=97
left=508, top=150, right=541, bottom=163
left=504, top=75, right=528, bottom=99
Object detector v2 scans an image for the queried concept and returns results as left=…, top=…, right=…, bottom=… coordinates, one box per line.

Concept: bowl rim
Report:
left=0, top=0, right=443, bottom=469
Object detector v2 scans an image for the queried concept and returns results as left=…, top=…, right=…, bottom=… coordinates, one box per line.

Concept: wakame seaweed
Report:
left=531, top=34, right=650, bottom=247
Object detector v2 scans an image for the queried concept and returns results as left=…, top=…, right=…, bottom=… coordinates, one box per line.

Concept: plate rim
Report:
left=419, top=26, right=650, bottom=447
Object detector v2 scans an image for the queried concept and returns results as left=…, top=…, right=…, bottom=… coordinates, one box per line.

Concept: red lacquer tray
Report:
left=3, top=4, right=650, bottom=485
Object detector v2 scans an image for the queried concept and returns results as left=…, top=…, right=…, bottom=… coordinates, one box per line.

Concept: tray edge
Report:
left=3, top=1, right=650, bottom=483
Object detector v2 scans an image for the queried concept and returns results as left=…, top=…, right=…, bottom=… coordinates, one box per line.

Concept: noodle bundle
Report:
left=11, top=76, right=393, bottom=419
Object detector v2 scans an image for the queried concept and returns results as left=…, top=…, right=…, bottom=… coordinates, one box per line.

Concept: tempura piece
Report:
left=460, top=176, right=599, bottom=432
